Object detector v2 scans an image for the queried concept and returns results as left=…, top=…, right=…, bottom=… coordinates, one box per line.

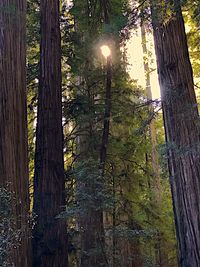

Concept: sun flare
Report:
left=100, top=45, right=111, bottom=58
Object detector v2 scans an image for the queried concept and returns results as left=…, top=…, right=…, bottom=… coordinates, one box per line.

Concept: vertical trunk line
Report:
left=152, top=2, right=200, bottom=265
left=0, top=1, right=31, bottom=266
left=141, top=22, right=161, bottom=202
left=32, top=0, right=68, bottom=266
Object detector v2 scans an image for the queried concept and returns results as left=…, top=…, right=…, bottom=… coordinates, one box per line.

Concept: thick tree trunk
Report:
left=32, top=0, right=68, bottom=266
left=0, top=1, right=31, bottom=266
left=152, top=6, right=200, bottom=266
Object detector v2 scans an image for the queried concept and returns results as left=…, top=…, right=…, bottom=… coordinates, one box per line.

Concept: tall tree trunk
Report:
left=152, top=2, right=200, bottom=266
left=100, top=56, right=112, bottom=176
left=32, top=0, right=68, bottom=266
left=141, top=23, right=161, bottom=202
left=80, top=57, right=111, bottom=267
left=141, top=22, right=170, bottom=267
left=79, top=2, right=111, bottom=266
left=76, top=76, right=106, bottom=267
left=0, top=1, right=31, bottom=266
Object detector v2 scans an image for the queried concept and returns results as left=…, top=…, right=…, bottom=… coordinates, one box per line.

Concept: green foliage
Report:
left=58, top=0, right=178, bottom=266
left=24, top=0, right=180, bottom=266
left=0, top=188, right=20, bottom=267
left=26, top=0, right=40, bottom=200
left=185, top=1, right=200, bottom=84
left=60, top=159, right=114, bottom=221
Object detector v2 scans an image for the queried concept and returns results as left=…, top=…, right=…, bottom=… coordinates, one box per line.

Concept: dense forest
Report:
left=0, top=0, right=200, bottom=266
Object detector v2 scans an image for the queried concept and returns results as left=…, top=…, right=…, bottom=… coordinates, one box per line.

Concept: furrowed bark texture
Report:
left=153, top=9, right=200, bottom=267
left=0, top=1, right=31, bottom=266
left=32, top=0, right=68, bottom=266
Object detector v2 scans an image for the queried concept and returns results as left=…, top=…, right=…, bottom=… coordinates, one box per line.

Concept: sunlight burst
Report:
left=100, top=45, right=111, bottom=58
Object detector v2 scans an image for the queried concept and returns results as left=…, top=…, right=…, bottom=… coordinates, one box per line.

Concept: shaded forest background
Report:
left=0, top=0, right=200, bottom=266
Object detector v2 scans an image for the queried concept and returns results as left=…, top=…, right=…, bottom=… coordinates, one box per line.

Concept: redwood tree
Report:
left=32, top=0, right=68, bottom=266
left=0, top=1, right=31, bottom=266
left=152, top=1, right=200, bottom=265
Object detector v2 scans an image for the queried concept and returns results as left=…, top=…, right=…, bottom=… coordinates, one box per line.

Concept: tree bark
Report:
left=32, top=0, right=68, bottom=266
left=152, top=4, right=200, bottom=266
left=0, top=1, right=31, bottom=266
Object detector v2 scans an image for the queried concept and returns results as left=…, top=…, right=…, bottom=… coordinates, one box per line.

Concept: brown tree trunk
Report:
left=80, top=209, right=107, bottom=267
left=117, top=220, right=143, bottom=267
left=32, top=0, right=68, bottom=266
left=152, top=3, right=200, bottom=266
left=0, top=1, right=31, bottom=266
